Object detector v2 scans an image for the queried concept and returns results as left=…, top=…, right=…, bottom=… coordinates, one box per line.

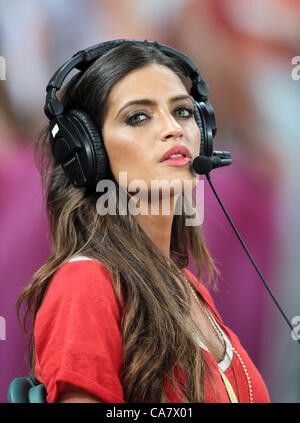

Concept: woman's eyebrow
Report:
left=116, top=95, right=192, bottom=118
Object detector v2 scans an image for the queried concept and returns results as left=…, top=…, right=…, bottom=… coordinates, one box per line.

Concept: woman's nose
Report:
left=159, top=113, right=184, bottom=142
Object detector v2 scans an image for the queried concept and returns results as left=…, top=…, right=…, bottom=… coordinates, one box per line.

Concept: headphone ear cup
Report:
left=65, top=109, right=110, bottom=188
left=192, top=98, right=205, bottom=156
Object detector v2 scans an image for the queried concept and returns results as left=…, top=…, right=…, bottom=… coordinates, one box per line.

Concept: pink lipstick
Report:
left=160, top=145, right=192, bottom=167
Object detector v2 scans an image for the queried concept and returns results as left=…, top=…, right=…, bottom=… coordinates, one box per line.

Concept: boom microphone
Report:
left=192, top=156, right=213, bottom=174
left=192, top=151, right=233, bottom=175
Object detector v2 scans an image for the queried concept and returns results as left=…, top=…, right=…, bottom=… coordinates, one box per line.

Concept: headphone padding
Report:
left=192, top=98, right=205, bottom=156
left=67, top=109, right=109, bottom=185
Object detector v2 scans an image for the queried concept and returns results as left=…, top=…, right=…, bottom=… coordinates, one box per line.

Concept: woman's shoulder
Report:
left=36, top=255, right=123, bottom=332
left=52, top=255, right=111, bottom=283
left=42, top=255, right=117, bottom=306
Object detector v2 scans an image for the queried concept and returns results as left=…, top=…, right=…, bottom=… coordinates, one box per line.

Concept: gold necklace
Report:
left=182, top=270, right=254, bottom=403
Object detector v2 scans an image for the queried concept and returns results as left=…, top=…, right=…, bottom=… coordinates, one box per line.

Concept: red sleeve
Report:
left=34, top=260, right=125, bottom=403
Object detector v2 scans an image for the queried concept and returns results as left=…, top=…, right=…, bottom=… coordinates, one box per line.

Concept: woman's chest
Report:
left=189, top=295, right=225, bottom=364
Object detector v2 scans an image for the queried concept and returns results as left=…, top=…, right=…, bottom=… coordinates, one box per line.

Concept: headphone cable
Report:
left=205, top=172, right=300, bottom=346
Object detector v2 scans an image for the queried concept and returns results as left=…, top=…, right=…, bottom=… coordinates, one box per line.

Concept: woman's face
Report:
left=102, top=64, right=200, bottom=197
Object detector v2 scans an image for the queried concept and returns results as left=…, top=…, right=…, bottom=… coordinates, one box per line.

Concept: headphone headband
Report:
left=45, top=39, right=209, bottom=120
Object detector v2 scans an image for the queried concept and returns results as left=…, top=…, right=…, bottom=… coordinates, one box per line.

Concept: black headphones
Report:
left=44, top=39, right=231, bottom=192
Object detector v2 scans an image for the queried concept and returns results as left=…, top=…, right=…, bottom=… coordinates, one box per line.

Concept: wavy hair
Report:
left=17, top=43, right=220, bottom=402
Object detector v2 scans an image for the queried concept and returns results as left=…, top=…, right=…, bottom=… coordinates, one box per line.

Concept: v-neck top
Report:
left=34, top=256, right=270, bottom=403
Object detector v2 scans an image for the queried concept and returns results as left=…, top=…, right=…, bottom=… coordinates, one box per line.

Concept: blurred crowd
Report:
left=0, top=0, right=299, bottom=402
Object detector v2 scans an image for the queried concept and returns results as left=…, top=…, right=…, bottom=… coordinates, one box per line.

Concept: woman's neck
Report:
left=134, top=193, right=179, bottom=259
left=135, top=213, right=173, bottom=259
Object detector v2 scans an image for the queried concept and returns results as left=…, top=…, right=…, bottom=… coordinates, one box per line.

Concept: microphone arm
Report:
left=211, top=150, right=233, bottom=169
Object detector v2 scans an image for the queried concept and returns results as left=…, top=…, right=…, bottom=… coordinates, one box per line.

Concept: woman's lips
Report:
left=160, top=156, right=192, bottom=167
left=160, top=145, right=192, bottom=163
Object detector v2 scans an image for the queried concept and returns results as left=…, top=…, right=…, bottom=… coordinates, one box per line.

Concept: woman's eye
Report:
left=174, top=106, right=193, bottom=118
left=125, top=112, right=148, bottom=126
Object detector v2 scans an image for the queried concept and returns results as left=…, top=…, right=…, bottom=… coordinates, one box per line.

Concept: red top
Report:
left=34, top=259, right=270, bottom=403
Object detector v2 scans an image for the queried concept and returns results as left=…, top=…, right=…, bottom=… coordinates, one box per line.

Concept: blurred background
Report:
left=0, top=0, right=299, bottom=403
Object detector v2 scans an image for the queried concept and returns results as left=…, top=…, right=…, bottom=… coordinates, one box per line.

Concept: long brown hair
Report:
left=17, top=43, right=220, bottom=402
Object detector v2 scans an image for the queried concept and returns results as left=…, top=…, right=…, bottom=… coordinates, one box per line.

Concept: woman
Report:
left=17, top=40, right=270, bottom=403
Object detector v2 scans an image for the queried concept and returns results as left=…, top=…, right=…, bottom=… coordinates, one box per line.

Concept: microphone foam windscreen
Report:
left=191, top=156, right=213, bottom=175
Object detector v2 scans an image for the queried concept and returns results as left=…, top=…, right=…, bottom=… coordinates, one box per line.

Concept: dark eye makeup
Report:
left=125, top=105, right=194, bottom=127
left=125, top=112, right=148, bottom=126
